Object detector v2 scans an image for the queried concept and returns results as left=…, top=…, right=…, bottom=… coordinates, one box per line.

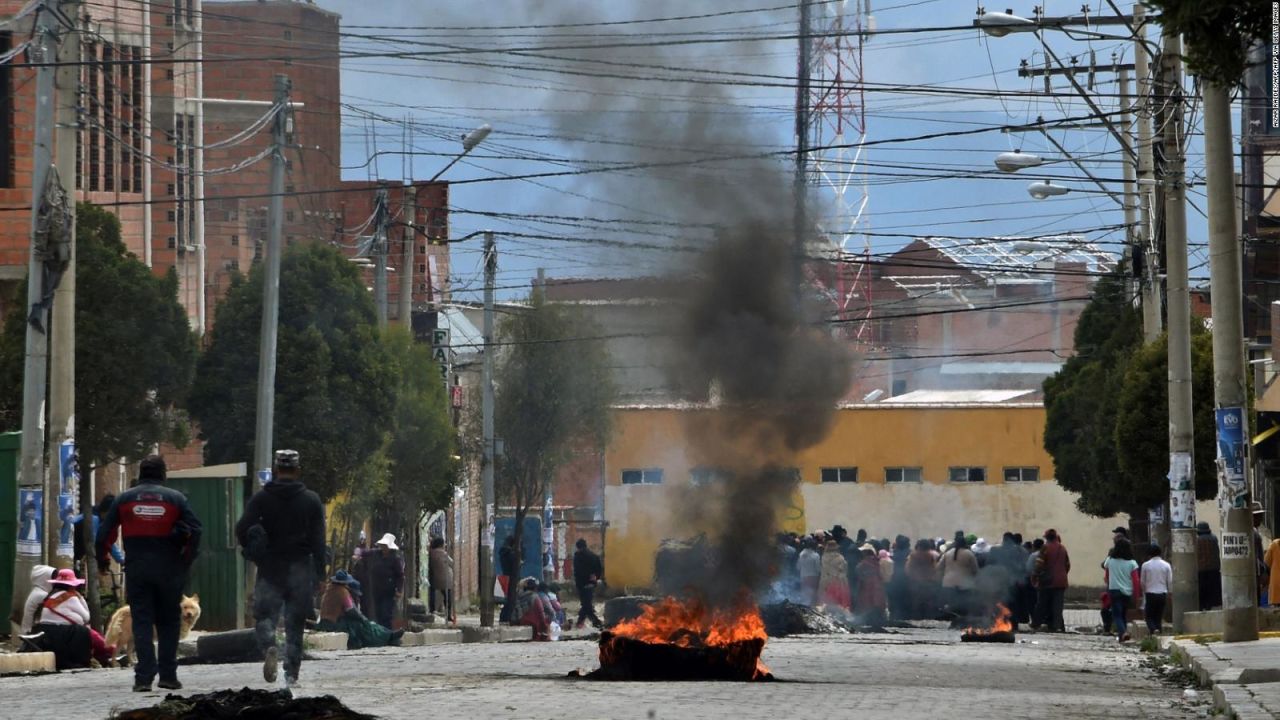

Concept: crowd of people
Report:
left=776, top=525, right=1076, bottom=631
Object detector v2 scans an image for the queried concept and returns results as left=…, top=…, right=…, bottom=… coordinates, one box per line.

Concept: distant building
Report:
left=600, top=395, right=1219, bottom=591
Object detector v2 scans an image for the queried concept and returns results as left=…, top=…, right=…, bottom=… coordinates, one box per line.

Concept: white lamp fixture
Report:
left=462, top=123, right=492, bottom=152
left=1027, top=181, right=1070, bottom=199
left=977, top=10, right=1037, bottom=37
left=994, top=150, right=1043, bottom=172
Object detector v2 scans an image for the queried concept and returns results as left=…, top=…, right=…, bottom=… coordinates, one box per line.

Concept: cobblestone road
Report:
left=3, top=626, right=1206, bottom=720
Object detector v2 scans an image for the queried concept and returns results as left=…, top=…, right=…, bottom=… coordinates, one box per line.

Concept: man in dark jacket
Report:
left=573, top=538, right=604, bottom=629
left=364, top=533, right=404, bottom=629
left=498, top=535, right=519, bottom=623
left=96, top=455, right=201, bottom=693
left=1036, top=529, right=1071, bottom=632
left=235, top=449, right=326, bottom=688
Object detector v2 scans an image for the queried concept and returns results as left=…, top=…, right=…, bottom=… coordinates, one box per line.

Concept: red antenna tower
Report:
left=801, top=0, right=873, bottom=344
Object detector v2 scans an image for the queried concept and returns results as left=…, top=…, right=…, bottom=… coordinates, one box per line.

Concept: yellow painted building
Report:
left=601, top=393, right=1174, bottom=590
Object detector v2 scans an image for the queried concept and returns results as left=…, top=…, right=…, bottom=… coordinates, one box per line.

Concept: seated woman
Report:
left=36, top=568, right=115, bottom=667
left=511, top=577, right=554, bottom=641
left=318, top=570, right=403, bottom=649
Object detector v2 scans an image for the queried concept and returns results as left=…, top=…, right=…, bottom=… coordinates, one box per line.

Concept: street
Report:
left=2, top=625, right=1205, bottom=720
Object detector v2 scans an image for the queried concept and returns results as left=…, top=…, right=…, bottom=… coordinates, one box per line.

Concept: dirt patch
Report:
left=108, top=688, right=376, bottom=720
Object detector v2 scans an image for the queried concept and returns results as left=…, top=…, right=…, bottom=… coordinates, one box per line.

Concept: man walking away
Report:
left=1036, top=529, right=1071, bottom=632
left=96, top=456, right=201, bottom=692
left=573, top=538, right=604, bottom=629
left=1140, top=544, right=1172, bottom=634
left=235, top=450, right=326, bottom=688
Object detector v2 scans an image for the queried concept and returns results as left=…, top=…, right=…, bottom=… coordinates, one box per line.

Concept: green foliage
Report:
left=189, top=243, right=396, bottom=501
left=382, top=325, right=457, bottom=516
left=1147, top=0, right=1269, bottom=87
left=1043, top=275, right=1142, bottom=516
left=1043, top=274, right=1217, bottom=517
left=494, top=294, right=615, bottom=531
left=0, top=203, right=197, bottom=469
left=1114, top=329, right=1217, bottom=512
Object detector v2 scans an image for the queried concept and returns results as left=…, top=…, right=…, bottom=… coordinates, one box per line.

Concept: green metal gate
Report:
left=0, top=432, right=19, bottom=624
left=167, top=463, right=247, bottom=631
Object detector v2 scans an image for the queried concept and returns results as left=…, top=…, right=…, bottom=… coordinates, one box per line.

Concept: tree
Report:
left=189, top=243, right=396, bottom=501
left=1114, top=329, right=1217, bottom=513
left=0, top=203, right=197, bottom=469
left=1147, top=0, right=1268, bottom=87
left=1043, top=274, right=1142, bottom=516
left=372, top=326, right=458, bottom=551
left=494, top=293, right=615, bottom=573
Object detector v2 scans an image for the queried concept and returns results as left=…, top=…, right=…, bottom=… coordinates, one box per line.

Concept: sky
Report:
left=314, top=0, right=1220, bottom=301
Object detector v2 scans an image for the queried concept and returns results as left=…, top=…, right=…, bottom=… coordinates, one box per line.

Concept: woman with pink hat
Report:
left=40, top=568, right=116, bottom=666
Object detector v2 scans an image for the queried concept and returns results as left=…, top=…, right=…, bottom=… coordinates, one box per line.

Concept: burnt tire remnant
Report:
left=109, top=688, right=377, bottom=720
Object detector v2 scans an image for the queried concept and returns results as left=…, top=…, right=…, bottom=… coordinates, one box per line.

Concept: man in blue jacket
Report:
left=97, top=456, right=202, bottom=693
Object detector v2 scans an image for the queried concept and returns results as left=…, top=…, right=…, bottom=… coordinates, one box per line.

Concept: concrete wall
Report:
left=601, top=404, right=1215, bottom=591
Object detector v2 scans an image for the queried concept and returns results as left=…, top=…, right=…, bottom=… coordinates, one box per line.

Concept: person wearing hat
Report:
left=318, top=570, right=402, bottom=649
left=235, top=449, right=326, bottom=688
left=1195, top=521, right=1222, bottom=610
left=359, top=532, right=405, bottom=630
left=97, top=455, right=201, bottom=691
left=39, top=568, right=116, bottom=667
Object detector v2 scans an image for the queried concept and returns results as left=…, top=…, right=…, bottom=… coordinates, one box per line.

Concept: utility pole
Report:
left=252, top=74, right=291, bottom=483
left=793, top=0, right=811, bottom=298
left=1160, top=32, right=1199, bottom=632
left=399, top=184, right=414, bottom=326
left=1204, top=78, right=1258, bottom=643
left=479, top=231, right=496, bottom=626
left=373, top=188, right=389, bottom=327
left=12, top=2, right=63, bottom=619
left=1121, top=63, right=1159, bottom=343
left=48, top=0, right=79, bottom=574
left=1131, top=3, right=1168, bottom=552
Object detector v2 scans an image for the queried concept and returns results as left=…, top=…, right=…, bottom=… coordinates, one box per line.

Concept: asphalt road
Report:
left=4, top=625, right=1208, bottom=720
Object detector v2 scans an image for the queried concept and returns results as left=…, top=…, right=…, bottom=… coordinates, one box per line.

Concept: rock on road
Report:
left=3, top=626, right=1204, bottom=720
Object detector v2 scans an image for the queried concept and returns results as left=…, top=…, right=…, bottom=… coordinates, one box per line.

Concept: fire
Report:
left=964, top=603, right=1013, bottom=635
left=604, top=596, right=771, bottom=678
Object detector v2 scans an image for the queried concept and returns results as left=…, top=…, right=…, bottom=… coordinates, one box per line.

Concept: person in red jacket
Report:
left=1035, top=529, right=1071, bottom=632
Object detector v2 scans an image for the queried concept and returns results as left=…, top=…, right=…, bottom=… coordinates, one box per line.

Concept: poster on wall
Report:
left=17, top=488, right=41, bottom=556
left=1169, top=451, right=1195, bottom=528
left=1215, top=407, right=1248, bottom=509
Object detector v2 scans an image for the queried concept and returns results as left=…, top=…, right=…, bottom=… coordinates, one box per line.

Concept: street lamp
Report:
left=1027, top=181, right=1070, bottom=199
left=994, top=150, right=1043, bottom=172
left=976, top=10, right=1036, bottom=37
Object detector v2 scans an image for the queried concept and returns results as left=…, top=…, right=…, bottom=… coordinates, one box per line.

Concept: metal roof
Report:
left=922, top=236, right=1114, bottom=280
left=876, top=389, right=1036, bottom=404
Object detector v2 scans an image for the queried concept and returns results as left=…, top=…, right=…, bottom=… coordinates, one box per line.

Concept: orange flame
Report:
left=964, top=603, right=1013, bottom=635
left=611, top=597, right=767, bottom=647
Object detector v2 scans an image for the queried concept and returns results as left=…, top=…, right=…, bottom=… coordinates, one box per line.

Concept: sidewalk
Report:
left=1165, top=635, right=1280, bottom=720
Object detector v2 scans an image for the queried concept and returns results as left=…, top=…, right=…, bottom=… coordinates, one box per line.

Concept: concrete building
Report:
left=600, top=396, right=1220, bottom=591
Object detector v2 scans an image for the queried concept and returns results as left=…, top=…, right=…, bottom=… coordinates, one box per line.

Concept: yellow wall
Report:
left=602, top=405, right=1126, bottom=589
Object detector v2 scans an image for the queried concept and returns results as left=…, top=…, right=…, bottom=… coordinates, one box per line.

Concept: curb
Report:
left=0, top=652, right=55, bottom=675
left=1166, top=639, right=1276, bottom=720
left=400, top=629, right=464, bottom=646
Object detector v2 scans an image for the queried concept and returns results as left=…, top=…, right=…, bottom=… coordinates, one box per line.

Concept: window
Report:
left=224, top=259, right=239, bottom=272
left=166, top=210, right=175, bottom=222
left=166, top=183, right=175, bottom=196
left=286, top=211, right=295, bottom=222
left=417, top=264, right=427, bottom=274
left=621, top=468, right=663, bottom=485
left=284, top=30, right=293, bottom=40
left=166, top=237, right=176, bottom=249
left=418, top=244, right=427, bottom=254
left=230, top=235, right=239, bottom=247
left=820, top=467, right=858, bottom=483
left=891, top=379, right=907, bottom=396
left=1003, top=467, right=1040, bottom=483
left=690, top=467, right=732, bottom=486
left=949, top=467, right=987, bottom=483
left=165, top=69, right=174, bottom=80
left=884, top=467, right=923, bottom=483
